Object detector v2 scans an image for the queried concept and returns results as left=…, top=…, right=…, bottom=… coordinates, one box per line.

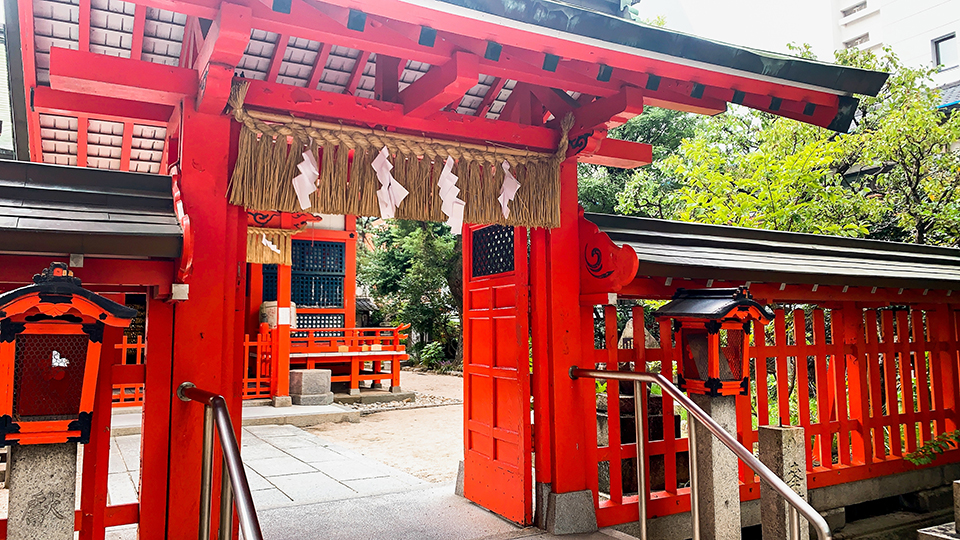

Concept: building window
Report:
left=934, top=34, right=958, bottom=70
left=841, top=1, right=866, bottom=17
left=844, top=33, right=870, bottom=49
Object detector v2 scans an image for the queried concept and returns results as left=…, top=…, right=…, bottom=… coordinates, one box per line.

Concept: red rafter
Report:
left=265, top=34, right=288, bottom=84
left=307, top=43, right=331, bottom=90
left=130, top=5, right=147, bottom=61
left=120, top=121, right=134, bottom=172
left=33, top=87, right=172, bottom=126
left=17, top=0, right=41, bottom=161
left=475, top=77, right=505, bottom=117
left=79, top=0, right=91, bottom=52
left=398, top=51, right=478, bottom=118
left=343, top=51, right=368, bottom=95
left=76, top=115, right=88, bottom=167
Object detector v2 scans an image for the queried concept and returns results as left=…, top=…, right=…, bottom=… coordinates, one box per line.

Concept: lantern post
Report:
left=0, top=263, right=135, bottom=540
left=655, top=287, right=773, bottom=540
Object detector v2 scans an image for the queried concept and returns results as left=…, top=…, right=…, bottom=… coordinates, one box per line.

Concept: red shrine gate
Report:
left=2, top=0, right=899, bottom=537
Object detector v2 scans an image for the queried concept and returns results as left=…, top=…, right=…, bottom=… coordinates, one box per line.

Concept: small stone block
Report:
left=389, top=386, right=403, bottom=394
left=454, top=460, right=465, bottom=497
left=9, top=443, right=78, bottom=540
left=291, top=392, right=334, bottom=406
left=349, top=388, right=361, bottom=396
left=272, top=395, right=292, bottom=407
left=545, top=489, right=598, bottom=535
left=954, top=480, right=960, bottom=531
left=289, top=369, right=332, bottom=396
left=371, top=344, right=382, bottom=351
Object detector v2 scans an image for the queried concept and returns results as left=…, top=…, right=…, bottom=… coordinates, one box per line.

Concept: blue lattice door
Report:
left=263, top=240, right=347, bottom=330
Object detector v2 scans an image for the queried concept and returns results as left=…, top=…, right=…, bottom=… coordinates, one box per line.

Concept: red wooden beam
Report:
left=530, top=86, right=579, bottom=119
left=17, top=0, right=42, bottom=161
left=553, top=86, right=644, bottom=136
left=130, top=5, right=147, bottom=61
left=76, top=115, right=88, bottom=167
left=375, top=55, right=401, bottom=102
left=120, top=121, right=134, bottom=172
left=0, top=256, right=175, bottom=287
left=499, top=81, right=532, bottom=124
left=307, top=43, right=332, bottom=90
left=398, top=51, right=478, bottom=117
left=49, top=47, right=198, bottom=106
left=32, top=87, right=173, bottom=126
left=240, top=78, right=558, bottom=151
left=194, top=3, right=253, bottom=113
left=343, top=51, right=368, bottom=96
left=79, top=0, right=91, bottom=52
left=475, top=77, right=505, bottom=117
left=265, top=34, right=288, bottom=84
left=577, top=138, right=652, bottom=169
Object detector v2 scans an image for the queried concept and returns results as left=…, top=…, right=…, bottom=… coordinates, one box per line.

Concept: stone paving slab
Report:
left=110, top=403, right=361, bottom=436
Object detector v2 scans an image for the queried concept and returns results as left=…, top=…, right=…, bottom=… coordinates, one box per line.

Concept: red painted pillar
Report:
left=344, top=215, right=357, bottom=329
left=139, top=297, right=174, bottom=539
left=274, top=263, right=292, bottom=401
left=167, top=107, right=243, bottom=540
left=544, top=161, right=595, bottom=521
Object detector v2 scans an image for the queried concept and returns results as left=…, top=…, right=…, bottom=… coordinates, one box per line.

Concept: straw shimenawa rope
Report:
left=246, top=226, right=304, bottom=265
left=228, top=81, right=573, bottom=229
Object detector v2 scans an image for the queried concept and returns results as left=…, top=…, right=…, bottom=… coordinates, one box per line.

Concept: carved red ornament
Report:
left=578, top=208, right=638, bottom=295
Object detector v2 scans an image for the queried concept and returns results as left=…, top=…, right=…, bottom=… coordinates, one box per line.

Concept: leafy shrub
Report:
left=420, top=341, right=445, bottom=370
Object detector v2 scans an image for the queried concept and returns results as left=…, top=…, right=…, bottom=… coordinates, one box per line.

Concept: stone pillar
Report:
left=759, top=425, right=808, bottom=540
left=8, top=443, right=78, bottom=540
left=955, top=480, right=960, bottom=534
left=290, top=369, right=334, bottom=405
left=690, top=394, right=740, bottom=540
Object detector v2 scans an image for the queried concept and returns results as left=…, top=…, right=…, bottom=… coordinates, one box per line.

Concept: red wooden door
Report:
left=462, top=224, right=532, bottom=525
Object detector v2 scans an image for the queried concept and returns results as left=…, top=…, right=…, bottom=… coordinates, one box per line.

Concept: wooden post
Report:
left=273, top=263, right=292, bottom=406
left=543, top=161, right=597, bottom=534
left=166, top=108, right=241, bottom=540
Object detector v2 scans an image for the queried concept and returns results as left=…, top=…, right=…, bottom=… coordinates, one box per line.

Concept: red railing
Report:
left=242, top=324, right=410, bottom=399
left=589, top=302, right=960, bottom=527
left=113, top=335, right=145, bottom=407
left=242, top=323, right=273, bottom=399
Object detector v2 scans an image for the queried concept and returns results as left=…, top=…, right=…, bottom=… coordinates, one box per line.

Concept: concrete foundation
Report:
left=546, top=489, right=598, bottom=535
left=454, top=460, right=464, bottom=497
left=690, top=393, right=740, bottom=540
left=759, top=425, right=808, bottom=540
left=536, top=482, right=552, bottom=530
left=289, top=369, right=334, bottom=406
left=7, top=443, right=78, bottom=540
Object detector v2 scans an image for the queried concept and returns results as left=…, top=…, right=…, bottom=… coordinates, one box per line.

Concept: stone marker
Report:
left=759, top=425, right=808, bottom=540
left=289, top=368, right=334, bottom=405
left=691, top=393, right=741, bottom=540
left=7, top=443, right=78, bottom=540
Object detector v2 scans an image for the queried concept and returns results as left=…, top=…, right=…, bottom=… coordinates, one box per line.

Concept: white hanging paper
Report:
left=372, top=147, right=408, bottom=219
left=498, top=161, right=520, bottom=219
left=436, top=156, right=466, bottom=234
left=261, top=234, right=282, bottom=255
left=292, top=149, right=320, bottom=210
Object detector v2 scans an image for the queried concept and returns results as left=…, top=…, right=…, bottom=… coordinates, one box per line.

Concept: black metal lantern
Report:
left=655, top=287, right=773, bottom=397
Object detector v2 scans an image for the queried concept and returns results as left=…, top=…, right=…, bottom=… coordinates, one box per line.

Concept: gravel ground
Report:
left=309, top=370, right=465, bottom=483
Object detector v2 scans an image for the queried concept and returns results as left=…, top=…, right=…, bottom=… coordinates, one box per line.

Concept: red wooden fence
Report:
left=588, top=302, right=960, bottom=527
left=112, top=335, right=145, bottom=407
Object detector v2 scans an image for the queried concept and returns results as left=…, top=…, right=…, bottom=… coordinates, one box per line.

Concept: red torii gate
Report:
left=6, top=0, right=886, bottom=537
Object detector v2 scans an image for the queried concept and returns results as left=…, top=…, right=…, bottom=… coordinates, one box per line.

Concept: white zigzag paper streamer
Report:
left=261, top=234, right=282, bottom=255
left=372, top=147, right=408, bottom=219
left=291, top=148, right=319, bottom=210
left=498, top=161, right=520, bottom=219
left=437, top=156, right=465, bottom=234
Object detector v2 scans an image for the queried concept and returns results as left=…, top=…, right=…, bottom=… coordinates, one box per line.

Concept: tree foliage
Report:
left=357, top=220, right=461, bottom=357
left=609, top=46, right=960, bottom=246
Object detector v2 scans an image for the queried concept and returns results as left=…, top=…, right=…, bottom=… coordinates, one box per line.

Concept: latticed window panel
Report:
left=262, top=264, right=278, bottom=303
left=292, top=275, right=344, bottom=308
left=294, top=313, right=345, bottom=337
left=472, top=225, right=514, bottom=277
left=14, top=334, right=89, bottom=421
left=292, top=240, right=345, bottom=274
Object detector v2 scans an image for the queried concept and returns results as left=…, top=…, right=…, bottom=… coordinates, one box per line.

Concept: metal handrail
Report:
left=570, top=368, right=831, bottom=540
left=178, top=382, right=264, bottom=540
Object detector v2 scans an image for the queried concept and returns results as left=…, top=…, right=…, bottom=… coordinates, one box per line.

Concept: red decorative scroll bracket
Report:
left=579, top=208, right=638, bottom=295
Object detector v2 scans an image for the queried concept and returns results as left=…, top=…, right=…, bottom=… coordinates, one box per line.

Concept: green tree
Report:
left=578, top=106, right=698, bottom=215
left=358, top=220, right=461, bottom=357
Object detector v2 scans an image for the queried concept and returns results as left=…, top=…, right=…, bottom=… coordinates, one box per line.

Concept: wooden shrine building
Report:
left=5, top=0, right=944, bottom=537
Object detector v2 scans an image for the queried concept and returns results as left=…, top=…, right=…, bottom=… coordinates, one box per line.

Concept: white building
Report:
left=831, top=0, right=960, bottom=100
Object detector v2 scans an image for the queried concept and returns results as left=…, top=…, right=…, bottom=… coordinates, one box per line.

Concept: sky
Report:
left=634, top=0, right=837, bottom=62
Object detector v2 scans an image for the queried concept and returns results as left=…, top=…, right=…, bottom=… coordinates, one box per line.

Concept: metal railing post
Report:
left=568, top=368, right=832, bottom=540
left=218, top=455, right=234, bottom=540
left=633, top=380, right=647, bottom=540
left=199, top=403, right=214, bottom=540
left=790, top=505, right=801, bottom=540
left=688, top=415, right=700, bottom=540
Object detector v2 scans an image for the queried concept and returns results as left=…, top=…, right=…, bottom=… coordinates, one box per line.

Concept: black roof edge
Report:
left=444, top=0, right=889, bottom=97
left=0, top=281, right=137, bottom=320
left=585, top=213, right=960, bottom=260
